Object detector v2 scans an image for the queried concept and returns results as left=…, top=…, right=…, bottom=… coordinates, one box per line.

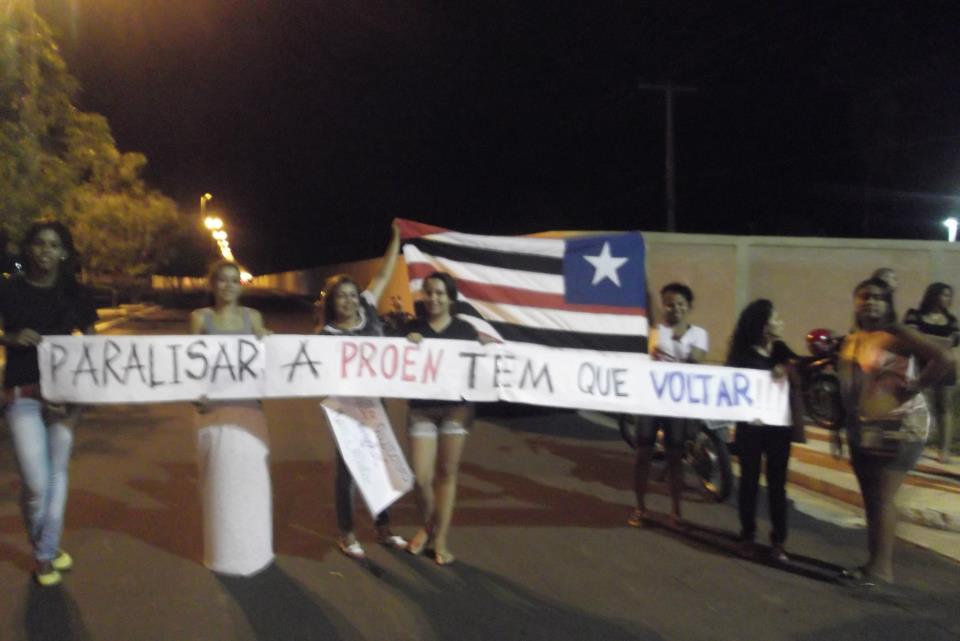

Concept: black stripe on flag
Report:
left=406, top=237, right=562, bottom=274
left=488, top=321, right=648, bottom=353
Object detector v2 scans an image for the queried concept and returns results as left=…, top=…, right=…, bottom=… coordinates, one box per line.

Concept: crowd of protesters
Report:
left=1, top=223, right=955, bottom=595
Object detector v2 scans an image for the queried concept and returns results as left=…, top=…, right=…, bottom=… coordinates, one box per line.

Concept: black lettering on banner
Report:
left=283, top=340, right=322, bottom=382
left=73, top=342, right=99, bottom=386
left=147, top=344, right=165, bottom=388
left=49, top=343, right=68, bottom=384
left=519, top=360, right=553, bottom=393
left=210, top=341, right=237, bottom=383
left=185, top=340, right=209, bottom=380
left=612, top=367, right=627, bottom=397
left=123, top=343, right=147, bottom=385
left=578, top=362, right=594, bottom=394
left=238, top=339, right=260, bottom=381
left=493, top=354, right=516, bottom=389
left=167, top=344, right=182, bottom=384
left=458, top=351, right=487, bottom=389
left=103, top=340, right=123, bottom=386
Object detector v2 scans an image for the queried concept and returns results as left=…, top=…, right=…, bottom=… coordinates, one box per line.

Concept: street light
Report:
left=204, top=216, right=223, bottom=231
left=944, top=217, right=958, bottom=242
left=200, top=193, right=212, bottom=220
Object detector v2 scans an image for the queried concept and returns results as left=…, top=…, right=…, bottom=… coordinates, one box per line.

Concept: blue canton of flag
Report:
left=562, top=233, right=646, bottom=308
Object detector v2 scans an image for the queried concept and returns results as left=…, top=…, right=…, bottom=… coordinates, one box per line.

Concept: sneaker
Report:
left=337, top=538, right=366, bottom=560
left=34, top=567, right=62, bottom=587
left=52, top=550, right=73, bottom=572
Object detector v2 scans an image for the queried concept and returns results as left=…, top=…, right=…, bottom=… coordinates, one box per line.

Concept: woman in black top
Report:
left=903, top=283, right=958, bottom=462
left=0, top=221, right=97, bottom=586
left=317, top=223, right=407, bottom=559
left=726, top=299, right=798, bottom=562
left=405, top=272, right=480, bottom=565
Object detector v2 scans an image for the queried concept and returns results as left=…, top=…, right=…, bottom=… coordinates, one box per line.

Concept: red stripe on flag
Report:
left=395, top=218, right=450, bottom=240
left=407, top=262, right=645, bottom=317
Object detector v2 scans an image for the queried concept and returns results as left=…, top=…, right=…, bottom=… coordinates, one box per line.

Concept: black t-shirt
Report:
left=405, top=317, right=480, bottom=341
left=728, top=340, right=796, bottom=431
left=0, top=276, right=98, bottom=388
left=903, top=308, right=960, bottom=343
left=406, top=316, right=480, bottom=407
left=727, top=340, right=796, bottom=371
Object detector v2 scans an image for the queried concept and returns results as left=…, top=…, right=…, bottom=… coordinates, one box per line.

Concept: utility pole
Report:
left=638, top=81, right=696, bottom=232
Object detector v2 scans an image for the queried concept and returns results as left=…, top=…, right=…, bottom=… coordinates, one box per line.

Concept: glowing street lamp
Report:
left=204, top=216, right=224, bottom=231
left=200, top=193, right=212, bottom=220
left=944, top=217, right=958, bottom=242
left=212, top=230, right=228, bottom=241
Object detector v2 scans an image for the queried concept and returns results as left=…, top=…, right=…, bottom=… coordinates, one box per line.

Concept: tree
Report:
left=1, top=1, right=201, bottom=280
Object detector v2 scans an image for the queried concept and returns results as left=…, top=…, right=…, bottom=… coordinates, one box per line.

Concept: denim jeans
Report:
left=4, top=396, right=74, bottom=562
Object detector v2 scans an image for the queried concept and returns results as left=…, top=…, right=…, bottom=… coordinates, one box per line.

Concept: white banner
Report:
left=321, top=397, right=414, bottom=517
left=37, top=335, right=791, bottom=425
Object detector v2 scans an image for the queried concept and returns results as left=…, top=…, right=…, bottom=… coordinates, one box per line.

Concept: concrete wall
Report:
left=162, top=233, right=960, bottom=363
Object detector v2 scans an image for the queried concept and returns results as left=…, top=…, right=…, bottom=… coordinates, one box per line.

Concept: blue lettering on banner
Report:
left=650, top=370, right=757, bottom=407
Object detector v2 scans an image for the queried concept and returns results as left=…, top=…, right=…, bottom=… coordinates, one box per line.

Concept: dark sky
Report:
left=34, top=1, right=960, bottom=273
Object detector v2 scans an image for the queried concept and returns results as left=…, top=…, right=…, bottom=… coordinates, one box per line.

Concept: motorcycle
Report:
left=796, top=328, right=842, bottom=429
left=579, top=410, right=735, bottom=502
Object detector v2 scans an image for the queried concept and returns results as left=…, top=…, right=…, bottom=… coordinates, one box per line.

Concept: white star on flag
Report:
left=583, top=241, right=629, bottom=287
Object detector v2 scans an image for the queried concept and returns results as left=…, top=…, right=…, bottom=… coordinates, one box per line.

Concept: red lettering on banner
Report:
left=381, top=344, right=399, bottom=379
left=401, top=345, right=418, bottom=382
left=423, top=348, right=442, bottom=383
left=359, top=342, right=377, bottom=377
left=342, top=342, right=358, bottom=378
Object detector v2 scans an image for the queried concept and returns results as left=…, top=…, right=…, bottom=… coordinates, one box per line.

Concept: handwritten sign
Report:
left=38, top=335, right=791, bottom=425
left=321, top=397, right=414, bottom=516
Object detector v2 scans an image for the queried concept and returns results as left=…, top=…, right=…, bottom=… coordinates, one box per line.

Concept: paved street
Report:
left=1, top=300, right=958, bottom=641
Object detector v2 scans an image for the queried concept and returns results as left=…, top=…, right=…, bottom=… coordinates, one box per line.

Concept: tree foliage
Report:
left=0, top=1, right=205, bottom=279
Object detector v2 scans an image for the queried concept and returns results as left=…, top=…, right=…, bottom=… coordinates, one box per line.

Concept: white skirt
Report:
left=196, top=402, right=273, bottom=576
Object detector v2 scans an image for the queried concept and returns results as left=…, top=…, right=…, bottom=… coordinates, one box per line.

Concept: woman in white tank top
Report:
left=190, top=260, right=273, bottom=576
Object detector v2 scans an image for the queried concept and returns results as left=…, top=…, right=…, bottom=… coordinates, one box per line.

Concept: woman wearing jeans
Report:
left=0, top=221, right=97, bottom=586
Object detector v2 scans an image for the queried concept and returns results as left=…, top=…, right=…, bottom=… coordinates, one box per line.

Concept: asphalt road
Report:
left=1, top=298, right=958, bottom=641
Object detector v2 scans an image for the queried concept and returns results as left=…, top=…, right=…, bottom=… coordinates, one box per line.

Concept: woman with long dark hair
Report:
left=726, top=299, right=799, bottom=562
left=903, top=282, right=958, bottom=462
left=0, top=221, right=98, bottom=586
left=316, top=223, right=407, bottom=559
left=191, top=259, right=273, bottom=576
left=405, top=271, right=480, bottom=566
left=837, top=278, right=952, bottom=586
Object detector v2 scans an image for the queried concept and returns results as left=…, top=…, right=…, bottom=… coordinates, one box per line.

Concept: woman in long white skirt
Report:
left=191, top=260, right=273, bottom=576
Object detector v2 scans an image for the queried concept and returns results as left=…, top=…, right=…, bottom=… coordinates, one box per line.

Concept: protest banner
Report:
left=321, top=397, right=414, bottom=517
left=38, top=335, right=791, bottom=425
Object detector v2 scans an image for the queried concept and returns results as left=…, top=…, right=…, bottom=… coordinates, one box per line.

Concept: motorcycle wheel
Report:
left=805, top=373, right=841, bottom=428
left=686, top=425, right=733, bottom=502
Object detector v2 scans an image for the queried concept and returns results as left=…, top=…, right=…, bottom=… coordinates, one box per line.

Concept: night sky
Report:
left=33, top=1, right=960, bottom=273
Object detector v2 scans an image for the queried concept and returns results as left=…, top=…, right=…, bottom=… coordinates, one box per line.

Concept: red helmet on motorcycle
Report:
left=806, top=328, right=835, bottom=356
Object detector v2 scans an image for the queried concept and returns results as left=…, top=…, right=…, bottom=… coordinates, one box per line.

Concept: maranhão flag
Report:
left=396, top=218, right=648, bottom=354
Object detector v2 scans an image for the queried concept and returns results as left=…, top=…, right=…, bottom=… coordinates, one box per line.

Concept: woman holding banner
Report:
left=629, top=283, right=707, bottom=529
left=0, top=221, right=97, bottom=586
left=836, top=278, right=951, bottom=586
left=191, top=260, right=273, bottom=576
left=405, top=271, right=480, bottom=566
left=316, top=222, right=407, bottom=559
left=726, top=299, right=802, bottom=562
